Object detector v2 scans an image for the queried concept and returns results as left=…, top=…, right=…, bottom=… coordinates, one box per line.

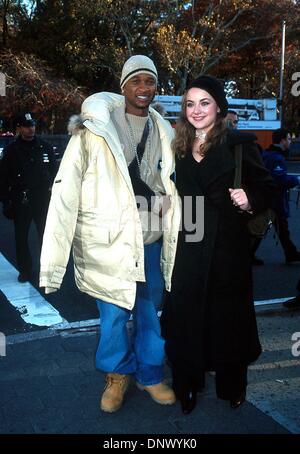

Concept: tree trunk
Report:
left=49, top=111, right=56, bottom=134
left=2, top=10, right=8, bottom=47
left=176, top=67, right=189, bottom=95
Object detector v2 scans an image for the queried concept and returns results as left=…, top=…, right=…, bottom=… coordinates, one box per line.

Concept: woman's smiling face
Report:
left=185, top=87, right=219, bottom=133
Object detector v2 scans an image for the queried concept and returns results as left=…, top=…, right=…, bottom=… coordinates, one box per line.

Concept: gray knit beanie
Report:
left=120, top=55, right=158, bottom=89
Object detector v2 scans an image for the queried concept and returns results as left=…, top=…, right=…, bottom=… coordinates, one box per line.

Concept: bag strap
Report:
left=135, top=119, right=150, bottom=168
left=233, top=144, right=243, bottom=189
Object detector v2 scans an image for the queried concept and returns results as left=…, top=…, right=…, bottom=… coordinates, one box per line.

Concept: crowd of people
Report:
left=0, top=55, right=299, bottom=415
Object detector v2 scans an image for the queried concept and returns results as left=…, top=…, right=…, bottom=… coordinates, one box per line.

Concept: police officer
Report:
left=0, top=113, right=57, bottom=282
left=225, top=110, right=239, bottom=129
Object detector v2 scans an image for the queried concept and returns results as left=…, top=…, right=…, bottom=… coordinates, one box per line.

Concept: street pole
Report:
left=279, top=20, right=286, bottom=126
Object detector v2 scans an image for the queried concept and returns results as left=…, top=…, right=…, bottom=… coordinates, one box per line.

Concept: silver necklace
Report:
left=125, top=114, right=151, bottom=170
left=195, top=129, right=207, bottom=141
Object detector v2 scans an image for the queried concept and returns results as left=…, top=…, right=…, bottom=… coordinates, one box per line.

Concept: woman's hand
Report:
left=228, top=188, right=251, bottom=211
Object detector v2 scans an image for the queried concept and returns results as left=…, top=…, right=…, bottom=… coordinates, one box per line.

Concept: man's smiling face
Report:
left=123, top=74, right=157, bottom=116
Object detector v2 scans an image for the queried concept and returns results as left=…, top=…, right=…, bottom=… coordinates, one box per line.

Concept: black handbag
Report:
left=233, top=144, right=276, bottom=238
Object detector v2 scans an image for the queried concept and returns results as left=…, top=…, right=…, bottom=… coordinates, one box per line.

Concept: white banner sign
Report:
left=154, top=96, right=280, bottom=130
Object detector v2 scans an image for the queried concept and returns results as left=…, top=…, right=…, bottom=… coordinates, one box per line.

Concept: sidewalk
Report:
left=0, top=328, right=290, bottom=435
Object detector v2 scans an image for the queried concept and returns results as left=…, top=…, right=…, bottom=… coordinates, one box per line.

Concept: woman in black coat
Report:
left=161, top=76, right=275, bottom=415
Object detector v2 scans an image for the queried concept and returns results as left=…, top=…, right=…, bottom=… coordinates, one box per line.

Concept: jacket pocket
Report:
left=78, top=222, right=120, bottom=245
left=96, top=227, right=111, bottom=244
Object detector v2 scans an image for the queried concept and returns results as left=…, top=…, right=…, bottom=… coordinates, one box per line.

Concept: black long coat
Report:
left=0, top=136, right=57, bottom=201
left=161, top=131, right=276, bottom=379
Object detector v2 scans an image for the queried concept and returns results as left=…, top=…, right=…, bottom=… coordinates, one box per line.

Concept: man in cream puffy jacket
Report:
left=40, top=56, right=181, bottom=413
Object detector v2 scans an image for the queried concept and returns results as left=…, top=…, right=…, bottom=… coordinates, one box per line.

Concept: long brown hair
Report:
left=172, top=90, right=227, bottom=158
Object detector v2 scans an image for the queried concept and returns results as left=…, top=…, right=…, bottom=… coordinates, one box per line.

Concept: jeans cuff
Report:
left=134, top=365, right=164, bottom=386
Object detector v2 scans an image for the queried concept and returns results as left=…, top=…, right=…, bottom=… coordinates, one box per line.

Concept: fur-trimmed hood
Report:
left=67, top=92, right=165, bottom=136
left=67, top=92, right=125, bottom=135
left=67, top=114, right=84, bottom=135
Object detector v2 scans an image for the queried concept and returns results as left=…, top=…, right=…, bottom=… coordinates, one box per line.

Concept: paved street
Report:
left=0, top=328, right=292, bottom=437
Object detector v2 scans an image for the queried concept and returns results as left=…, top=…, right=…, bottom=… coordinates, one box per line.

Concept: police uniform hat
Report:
left=15, top=113, right=36, bottom=127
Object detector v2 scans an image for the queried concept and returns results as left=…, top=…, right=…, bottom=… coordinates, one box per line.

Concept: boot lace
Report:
left=105, top=374, right=127, bottom=390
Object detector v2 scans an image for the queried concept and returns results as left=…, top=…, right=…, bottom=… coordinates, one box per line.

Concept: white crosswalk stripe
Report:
left=0, top=254, right=294, bottom=329
left=0, top=253, right=65, bottom=326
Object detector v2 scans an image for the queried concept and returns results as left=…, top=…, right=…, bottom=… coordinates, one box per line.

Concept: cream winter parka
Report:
left=39, top=92, right=181, bottom=310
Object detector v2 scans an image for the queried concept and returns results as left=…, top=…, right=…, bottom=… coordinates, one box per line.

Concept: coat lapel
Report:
left=197, top=141, right=235, bottom=190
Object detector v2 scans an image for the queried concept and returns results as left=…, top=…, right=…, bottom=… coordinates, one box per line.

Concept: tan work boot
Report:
left=100, top=373, right=130, bottom=413
left=136, top=381, right=176, bottom=405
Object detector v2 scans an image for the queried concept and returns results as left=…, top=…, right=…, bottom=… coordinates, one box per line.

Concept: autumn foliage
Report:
left=0, top=0, right=300, bottom=132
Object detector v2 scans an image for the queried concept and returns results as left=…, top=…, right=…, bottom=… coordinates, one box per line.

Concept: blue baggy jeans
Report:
left=95, top=240, right=165, bottom=385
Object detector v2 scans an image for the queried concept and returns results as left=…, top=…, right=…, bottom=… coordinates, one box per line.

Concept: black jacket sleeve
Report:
left=0, top=144, right=12, bottom=202
left=242, top=142, right=278, bottom=214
